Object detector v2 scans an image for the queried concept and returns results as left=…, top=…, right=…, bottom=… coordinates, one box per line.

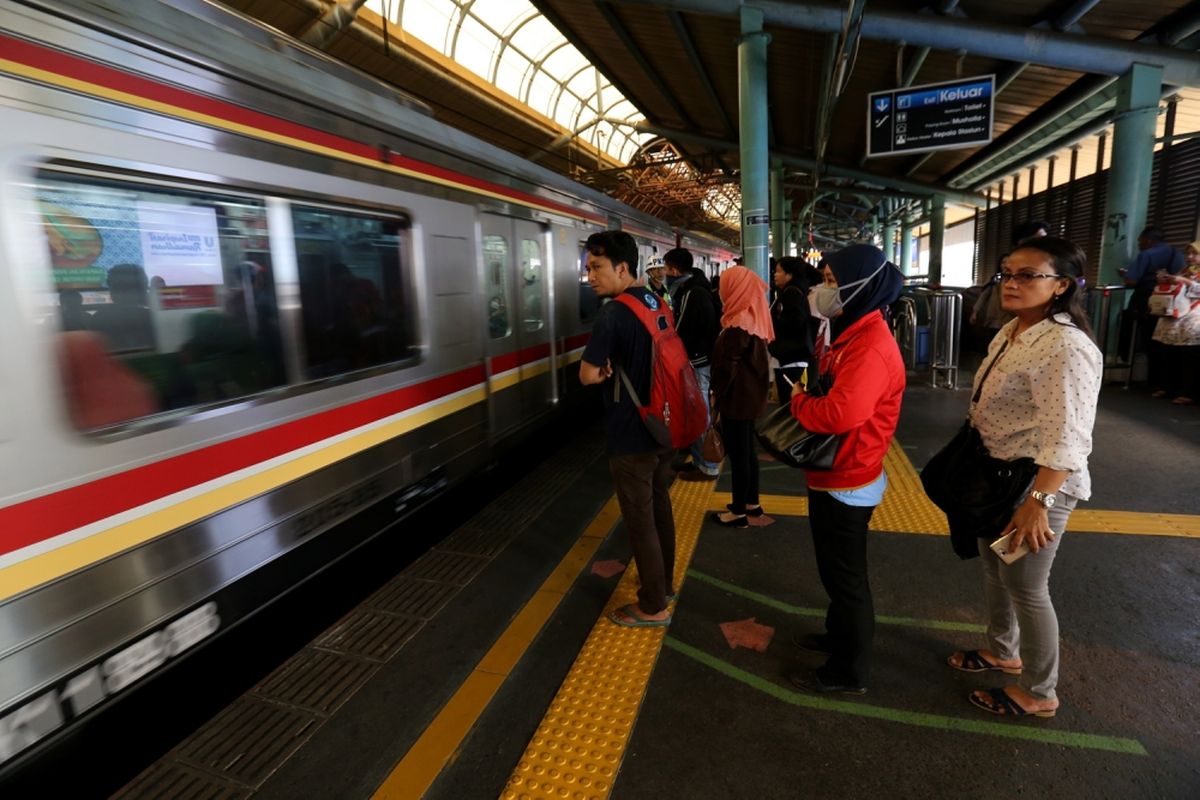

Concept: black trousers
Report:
left=808, top=489, right=877, bottom=687
left=719, top=417, right=759, bottom=513
left=609, top=449, right=676, bottom=614
left=1150, top=340, right=1200, bottom=398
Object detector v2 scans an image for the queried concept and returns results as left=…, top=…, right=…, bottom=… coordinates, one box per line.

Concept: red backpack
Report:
left=614, top=292, right=708, bottom=449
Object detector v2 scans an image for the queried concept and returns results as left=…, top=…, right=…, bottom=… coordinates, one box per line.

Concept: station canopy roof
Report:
left=223, top=0, right=1200, bottom=245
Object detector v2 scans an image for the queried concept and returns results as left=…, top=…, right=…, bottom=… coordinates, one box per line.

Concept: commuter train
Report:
left=0, top=0, right=734, bottom=771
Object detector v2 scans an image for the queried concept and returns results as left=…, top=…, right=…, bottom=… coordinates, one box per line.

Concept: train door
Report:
left=513, top=219, right=554, bottom=416
left=480, top=213, right=553, bottom=439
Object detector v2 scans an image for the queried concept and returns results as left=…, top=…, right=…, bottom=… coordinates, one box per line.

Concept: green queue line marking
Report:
left=686, top=569, right=987, bottom=634
left=662, top=637, right=1148, bottom=756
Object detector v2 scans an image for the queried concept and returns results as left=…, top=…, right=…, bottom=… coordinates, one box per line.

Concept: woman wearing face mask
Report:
left=786, top=245, right=906, bottom=695
left=709, top=266, right=774, bottom=527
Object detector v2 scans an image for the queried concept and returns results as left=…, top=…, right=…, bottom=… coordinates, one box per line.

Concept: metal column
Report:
left=770, top=161, right=786, bottom=261
left=900, top=217, right=915, bottom=277
left=883, top=221, right=898, bottom=263
left=1097, top=63, right=1162, bottom=357
left=783, top=198, right=793, bottom=256
left=738, top=7, right=771, bottom=280
left=929, top=194, right=946, bottom=284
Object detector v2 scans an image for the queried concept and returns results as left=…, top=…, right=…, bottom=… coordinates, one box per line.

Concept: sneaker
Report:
left=679, top=470, right=718, bottom=482
left=787, top=669, right=866, bottom=696
left=792, top=631, right=832, bottom=655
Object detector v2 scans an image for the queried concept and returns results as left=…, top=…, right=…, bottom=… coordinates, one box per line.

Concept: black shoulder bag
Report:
left=754, top=358, right=840, bottom=470
left=920, top=341, right=1038, bottom=560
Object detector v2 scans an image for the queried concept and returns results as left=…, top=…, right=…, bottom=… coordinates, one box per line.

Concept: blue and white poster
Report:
left=867, top=75, right=994, bottom=157
left=137, top=201, right=222, bottom=286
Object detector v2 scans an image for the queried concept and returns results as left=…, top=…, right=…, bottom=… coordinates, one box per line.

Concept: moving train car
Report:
left=0, top=0, right=732, bottom=772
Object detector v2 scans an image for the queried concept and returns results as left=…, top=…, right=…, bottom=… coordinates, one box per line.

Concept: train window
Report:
left=578, top=244, right=599, bottom=322
left=520, top=238, right=544, bottom=332
left=291, top=206, right=415, bottom=378
left=483, top=234, right=511, bottom=339
left=34, top=169, right=287, bottom=430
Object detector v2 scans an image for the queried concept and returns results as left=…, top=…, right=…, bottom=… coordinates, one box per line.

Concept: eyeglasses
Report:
left=992, top=271, right=1065, bottom=285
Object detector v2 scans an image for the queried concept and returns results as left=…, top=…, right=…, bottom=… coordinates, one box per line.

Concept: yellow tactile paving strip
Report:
left=374, top=499, right=622, bottom=800
left=504, top=438, right=1200, bottom=799
left=501, top=475, right=712, bottom=800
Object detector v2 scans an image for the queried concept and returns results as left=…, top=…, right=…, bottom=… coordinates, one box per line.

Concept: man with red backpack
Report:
left=580, top=230, right=701, bottom=627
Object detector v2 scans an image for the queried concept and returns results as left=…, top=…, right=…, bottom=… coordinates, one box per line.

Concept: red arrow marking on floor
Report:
left=747, top=514, right=776, bottom=527
left=719, top=617, right=775, bottom=652
left=590, top=559, right=627, bottom=578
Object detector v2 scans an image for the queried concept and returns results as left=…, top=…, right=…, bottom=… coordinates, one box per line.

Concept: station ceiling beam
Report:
left=613, top=0, right=1200, bottom=86
left=945, top=14, right=1200, bottom=189
left=634, top=122, right=987, bottom=207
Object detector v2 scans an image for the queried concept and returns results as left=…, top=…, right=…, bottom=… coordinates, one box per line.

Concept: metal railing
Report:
left=1087, top=284, right=1143, bottom=386
left=915, top=287, right=962, bottom=389
left=893, top=295, right=919, bottom=370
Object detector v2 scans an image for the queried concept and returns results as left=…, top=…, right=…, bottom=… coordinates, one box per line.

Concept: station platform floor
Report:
left=113, top=380, right=1200, bottom=799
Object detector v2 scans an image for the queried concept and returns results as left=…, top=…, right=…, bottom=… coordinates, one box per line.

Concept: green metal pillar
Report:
left=738, top=7, right=771, bottom=281
left=929, top=194, right=946, bottom=285
left=783, top=198, right=794, bottom=257
left=1100, top=64, right=1162, bottom=285
left=900, top=217, right=915, bottom=277
left=1098, top=63, right=1162, bottom=357
left=770, top=161, right=786, bottom=261
left=883, top=220, right=898, bottom=263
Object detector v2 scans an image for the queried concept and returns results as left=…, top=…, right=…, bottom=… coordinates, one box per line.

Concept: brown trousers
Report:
left=608, top=449, right=676, bottom=614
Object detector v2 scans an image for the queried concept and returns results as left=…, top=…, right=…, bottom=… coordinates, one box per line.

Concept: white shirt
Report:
left=969, top=314, right=1102, bottom=500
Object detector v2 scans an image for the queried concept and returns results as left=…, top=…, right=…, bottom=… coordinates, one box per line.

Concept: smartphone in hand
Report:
left=990, top=529, right=1030, bottom=564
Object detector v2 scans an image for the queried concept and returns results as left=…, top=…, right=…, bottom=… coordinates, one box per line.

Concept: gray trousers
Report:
left=976, top=493, right=1077, bottom=701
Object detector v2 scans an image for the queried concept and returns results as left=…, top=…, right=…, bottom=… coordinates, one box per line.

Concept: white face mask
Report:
left=810, top=286, right=842, bottom=318
left=812, top=260, right=889, bottom=318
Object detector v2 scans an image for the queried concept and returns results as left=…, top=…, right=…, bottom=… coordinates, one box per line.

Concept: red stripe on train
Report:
left=0, top=365, right=486, bottom=559
left=489, top=342, right=553, bottom=376
left=0, top=34, right=606, bottom=224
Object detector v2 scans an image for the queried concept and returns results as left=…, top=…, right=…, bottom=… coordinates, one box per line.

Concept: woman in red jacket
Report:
left=787, top=244, right=906, bottom=695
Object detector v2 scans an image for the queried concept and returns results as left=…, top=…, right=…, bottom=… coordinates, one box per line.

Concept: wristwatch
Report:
left=1029, top=490, right=1057, bottom=510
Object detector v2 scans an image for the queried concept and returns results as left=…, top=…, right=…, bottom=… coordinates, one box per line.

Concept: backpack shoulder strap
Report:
left=612, top=293, right=656, bottom=406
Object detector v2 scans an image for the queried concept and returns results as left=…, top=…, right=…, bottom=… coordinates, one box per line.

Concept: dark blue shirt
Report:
left=1127, top=242, right=1184, bottom=284
left=582, top=288, right=661, bottom=455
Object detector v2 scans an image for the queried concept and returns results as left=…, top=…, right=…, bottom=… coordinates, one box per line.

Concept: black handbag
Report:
left=920, top=342, right=1038, bottom=560
left=754, top=364, right=840, bottom=470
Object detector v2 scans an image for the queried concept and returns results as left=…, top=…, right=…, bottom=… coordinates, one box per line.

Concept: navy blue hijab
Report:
left=827, top=244, right=903, bottom=341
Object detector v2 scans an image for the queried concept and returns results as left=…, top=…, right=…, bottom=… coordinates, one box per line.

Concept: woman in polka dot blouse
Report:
left=946, top=237, right=1102, bottom=719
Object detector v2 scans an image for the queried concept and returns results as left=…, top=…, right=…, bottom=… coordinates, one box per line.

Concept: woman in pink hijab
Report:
left=710, top=266, right=775, bottom=527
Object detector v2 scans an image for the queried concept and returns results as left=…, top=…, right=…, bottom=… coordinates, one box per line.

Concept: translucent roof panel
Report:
left=371, top=0, right=651, bottom=165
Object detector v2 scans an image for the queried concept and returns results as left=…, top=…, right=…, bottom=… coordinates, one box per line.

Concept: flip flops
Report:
left=947, top=649, right=1023, bottom=675
left=969, top=687, right=1057, bottom=718
left=609, top=603, right=672, bottom=628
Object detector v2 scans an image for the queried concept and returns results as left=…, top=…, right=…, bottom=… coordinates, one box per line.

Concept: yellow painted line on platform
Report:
left=372, top=498, right=621, bottom=800
left=1065, top=510, right=1200, bottom=538
left=712, top=440, right=1200, bottom=539
left=502, top=470, right=714, bottom=800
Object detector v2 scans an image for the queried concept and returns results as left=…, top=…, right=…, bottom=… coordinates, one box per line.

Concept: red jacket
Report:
left=790, top=310, right=905, bottom=491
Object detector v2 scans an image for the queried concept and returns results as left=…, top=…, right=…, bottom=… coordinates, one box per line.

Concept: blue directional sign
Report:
left=867, top=75, right=994, bottom=157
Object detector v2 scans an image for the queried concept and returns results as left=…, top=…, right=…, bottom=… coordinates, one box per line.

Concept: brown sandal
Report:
left=947, top=649, right=1022, bottom=675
